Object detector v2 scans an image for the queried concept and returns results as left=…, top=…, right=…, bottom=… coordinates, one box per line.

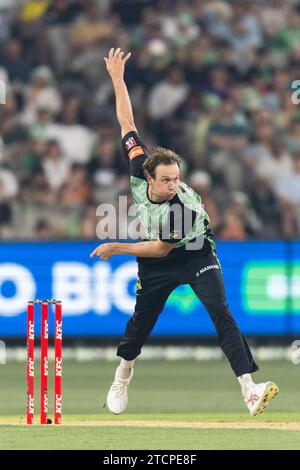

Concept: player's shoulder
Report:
left=179, top=181, right=190, bottom=193
left=131, top=174, right=148, bottom=200
left=178, top=181, right=199, bottom=196
left=178, top=181, right=202, bottom=204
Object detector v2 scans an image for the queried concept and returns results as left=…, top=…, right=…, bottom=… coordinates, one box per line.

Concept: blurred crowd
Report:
left=1, top=0, right=300, bottom=241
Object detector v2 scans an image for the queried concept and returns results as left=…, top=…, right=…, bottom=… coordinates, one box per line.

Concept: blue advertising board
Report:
left=0, top=241, right=299, bottom=337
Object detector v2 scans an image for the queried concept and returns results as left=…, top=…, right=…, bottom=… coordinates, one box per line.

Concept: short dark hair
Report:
left=143, top=147, right=181, bottom=179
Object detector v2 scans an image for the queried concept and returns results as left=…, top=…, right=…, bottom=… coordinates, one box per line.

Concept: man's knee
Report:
left=203, top=296, right=228, bottom=314
left=203, top=297, right=238, bottom=326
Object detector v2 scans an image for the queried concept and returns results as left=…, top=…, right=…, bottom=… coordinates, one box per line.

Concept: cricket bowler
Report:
left=90, top=48, right=279, bottom=417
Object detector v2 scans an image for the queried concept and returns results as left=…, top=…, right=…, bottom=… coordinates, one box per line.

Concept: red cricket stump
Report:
left=27, top=302, right=35, bottom=425
left=40, top=302, right=49, bottom=425
left=54, top=301, right=62, bottom=424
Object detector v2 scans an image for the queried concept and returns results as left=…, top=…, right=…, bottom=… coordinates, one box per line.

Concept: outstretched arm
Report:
left=90, top=240, right=174, bottom=261
left=104, top=47, right=137, bottom=137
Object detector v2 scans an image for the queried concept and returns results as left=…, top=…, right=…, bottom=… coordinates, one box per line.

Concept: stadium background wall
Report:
left=0, top=240, right=299, bottom=338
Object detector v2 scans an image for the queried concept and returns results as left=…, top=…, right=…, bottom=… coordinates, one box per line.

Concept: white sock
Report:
left=237, top=374, right=254, bottom=397
left=116, top=359, right=135, bottom=380
left=120, top=359, right=134, bottom=369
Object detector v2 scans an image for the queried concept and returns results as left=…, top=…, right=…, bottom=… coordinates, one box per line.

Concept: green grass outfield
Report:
left=0, top=359, right=300, bottom=449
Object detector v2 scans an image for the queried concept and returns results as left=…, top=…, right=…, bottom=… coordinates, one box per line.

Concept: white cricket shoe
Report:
left=106, top=366, right=134, bottom=414
left=244, top=381, right=279, bottom=416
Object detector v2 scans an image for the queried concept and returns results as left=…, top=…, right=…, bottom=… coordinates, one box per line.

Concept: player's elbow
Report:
left=156, top=242, right=174, bottom=257
left=120, top=120, right=136, bottom=137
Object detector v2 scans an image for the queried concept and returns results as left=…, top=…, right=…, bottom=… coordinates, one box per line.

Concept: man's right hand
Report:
left=104, top=47, right=131, bottom=82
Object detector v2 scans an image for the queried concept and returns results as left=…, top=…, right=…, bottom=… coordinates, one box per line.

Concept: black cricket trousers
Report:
left=117, top=250, right=258, bottom=377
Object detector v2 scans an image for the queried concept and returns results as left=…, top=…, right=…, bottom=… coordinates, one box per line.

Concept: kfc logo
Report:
left=55, top=394, right=62, bottom=413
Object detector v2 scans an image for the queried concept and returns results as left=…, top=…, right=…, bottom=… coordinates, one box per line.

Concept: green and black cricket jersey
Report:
left=118, top=131, right=258, bottom=377
left=122, top=131, right=216, bottom=264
